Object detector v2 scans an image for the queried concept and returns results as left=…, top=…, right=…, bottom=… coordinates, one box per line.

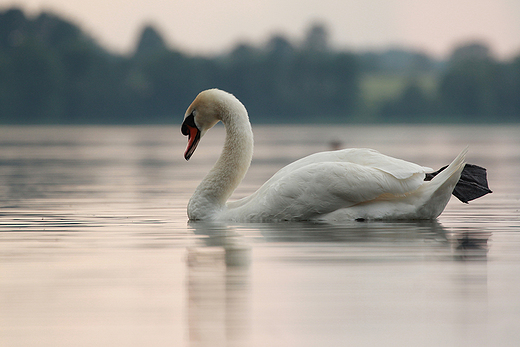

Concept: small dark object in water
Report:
left=425, top=164, right=492, bottom=203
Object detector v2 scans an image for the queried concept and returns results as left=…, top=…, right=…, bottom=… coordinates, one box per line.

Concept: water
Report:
left=0, top=125, right=519, bottom=346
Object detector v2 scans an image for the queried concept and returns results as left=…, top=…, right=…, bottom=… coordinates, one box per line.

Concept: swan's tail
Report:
left=417, top=148, right=468, bottom=218
left=429, top=147, right=467, bottom=187
left=425, top=148, right=492, bottom=203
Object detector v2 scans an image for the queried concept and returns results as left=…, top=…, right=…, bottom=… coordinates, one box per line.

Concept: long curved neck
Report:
left=188, top=107, right=253, bottom=220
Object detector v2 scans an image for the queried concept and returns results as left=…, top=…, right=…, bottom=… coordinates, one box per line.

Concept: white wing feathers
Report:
left=226, top=148, right=433, bottom=221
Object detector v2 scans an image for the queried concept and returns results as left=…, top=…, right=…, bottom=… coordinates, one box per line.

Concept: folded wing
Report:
left=227, top=148, right=431, bottom=221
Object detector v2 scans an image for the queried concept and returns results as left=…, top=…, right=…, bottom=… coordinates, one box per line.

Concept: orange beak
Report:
left=181, top=114, right=200, bottom=161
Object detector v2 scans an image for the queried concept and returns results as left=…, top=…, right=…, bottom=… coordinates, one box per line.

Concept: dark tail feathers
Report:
left=425, top=164, right=492, bottom=203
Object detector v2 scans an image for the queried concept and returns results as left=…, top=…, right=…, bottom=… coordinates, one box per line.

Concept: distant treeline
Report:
left=1, top=8, right=519, bottom=124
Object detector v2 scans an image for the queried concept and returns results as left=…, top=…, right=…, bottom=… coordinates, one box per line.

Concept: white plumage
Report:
left=181, top=89, right=466, bottom=222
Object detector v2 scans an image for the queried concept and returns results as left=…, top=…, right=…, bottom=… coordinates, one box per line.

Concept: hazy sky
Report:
left=2, top=0, right=520, bottom=58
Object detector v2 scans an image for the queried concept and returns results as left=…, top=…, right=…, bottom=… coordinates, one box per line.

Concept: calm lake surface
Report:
left=0, top=125, right=519, bottom=346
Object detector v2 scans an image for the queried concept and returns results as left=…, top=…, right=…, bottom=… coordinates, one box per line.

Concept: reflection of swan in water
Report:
left=264, top=221, right=489, bottom=260
left=251, top=220, right=449, bottom=243
left=453, top=230, right=490, bottom=261
left=185, top=222, right=251, bottom=347
left=181, top=89, right=491, bottom=222
left=186, top=221, right=251, bottom=267
left=187, top=219, right=490, bottom=263
left=185, top=220, right=490, bottom=346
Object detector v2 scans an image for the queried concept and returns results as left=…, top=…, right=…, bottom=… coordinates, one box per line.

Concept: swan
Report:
left=181, top=89, right=491, bottom=222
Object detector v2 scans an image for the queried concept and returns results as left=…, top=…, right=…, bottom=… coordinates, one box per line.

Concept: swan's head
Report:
left=181, top=89, right=245, bottom=160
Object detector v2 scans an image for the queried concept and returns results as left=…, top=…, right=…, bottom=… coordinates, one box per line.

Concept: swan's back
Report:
left=269, top=148, right=431, bottom=181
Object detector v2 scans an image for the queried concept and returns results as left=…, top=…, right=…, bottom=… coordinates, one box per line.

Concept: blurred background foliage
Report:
left=1, top=8, right=519, bottom=124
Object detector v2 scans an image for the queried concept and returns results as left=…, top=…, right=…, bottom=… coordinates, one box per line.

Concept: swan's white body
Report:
left=182, top=89, right=466, bottom=222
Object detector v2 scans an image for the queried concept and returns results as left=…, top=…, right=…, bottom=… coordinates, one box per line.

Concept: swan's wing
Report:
left=272, top=161, right=426, bottom=203
left=228, top=158, right=428, bottom=221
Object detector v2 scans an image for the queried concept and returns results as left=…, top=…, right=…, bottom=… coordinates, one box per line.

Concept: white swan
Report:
left=181, top=89, right=473, bottom=222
